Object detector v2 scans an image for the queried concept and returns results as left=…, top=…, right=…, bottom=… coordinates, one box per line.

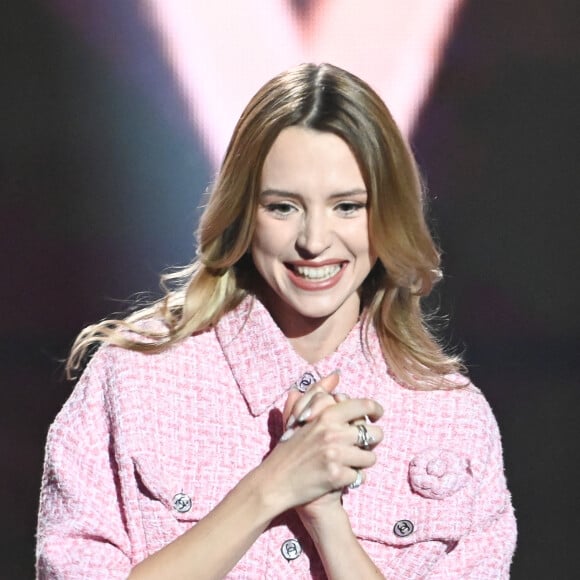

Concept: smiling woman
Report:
left=37, top=63, right=516, bottom=579
left=252, top=127, right=376, bottom=359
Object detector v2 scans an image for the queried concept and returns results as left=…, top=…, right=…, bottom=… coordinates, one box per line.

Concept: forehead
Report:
left=261, top=126, right=365, bottom=192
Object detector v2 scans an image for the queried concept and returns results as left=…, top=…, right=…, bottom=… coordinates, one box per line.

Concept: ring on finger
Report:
left=348, top=469, right=363, bottom=489
left=356, top=424, right=374, bottom=450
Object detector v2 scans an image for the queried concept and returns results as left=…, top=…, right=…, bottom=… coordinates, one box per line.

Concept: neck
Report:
left=288, top=318, right=355, bottom=364
left=256, top=287, right=360, bottom=364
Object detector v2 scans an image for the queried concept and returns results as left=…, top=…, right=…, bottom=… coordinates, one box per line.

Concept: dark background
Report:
left=2, top=1, right=579, bottom=577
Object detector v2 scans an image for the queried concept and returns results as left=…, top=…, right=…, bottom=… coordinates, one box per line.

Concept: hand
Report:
left=282, top=372, right=343, bottom=434
left=281, top=374, right=349, bottom=522
left=285, top=374, right=383, bottom=524
left=258, top=374, right=384, bottom=522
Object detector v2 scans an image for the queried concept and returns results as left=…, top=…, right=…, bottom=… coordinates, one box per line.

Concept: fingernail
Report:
left=332, top=368, right=341, bottom=376
left=297, top=407, right=311, bottom=423
left=286, top=415, right=296, bottom=429
left=280, top=428, right=295, bottom=442
left=334, top=391, right=350, bottom=399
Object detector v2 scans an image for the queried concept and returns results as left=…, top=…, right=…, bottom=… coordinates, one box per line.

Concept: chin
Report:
left=283, top=296, right=354, bottom=322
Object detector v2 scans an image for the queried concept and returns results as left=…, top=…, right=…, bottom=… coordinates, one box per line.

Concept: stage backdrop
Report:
left=2, top=1, right=579, bottom=577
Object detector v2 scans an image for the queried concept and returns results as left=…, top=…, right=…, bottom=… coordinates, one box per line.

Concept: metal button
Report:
left=172, top=492, right=192, bottom=513
left=393, top=519, right=414, bottom=537
left=297, top=372, right=317, bottom=393
left=281, top=538, right=302, bottom=561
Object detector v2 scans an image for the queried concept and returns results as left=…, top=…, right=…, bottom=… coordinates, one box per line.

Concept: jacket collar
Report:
left=214, top=296, right=392, bottom=416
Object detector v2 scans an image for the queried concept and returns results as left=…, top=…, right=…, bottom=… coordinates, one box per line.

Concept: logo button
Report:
left=297, top=372, right=317, bottom=392
left=393, top=519, right=414, bottom=537
left=172, top=493, right=192, bottom=513
left=281, top=538, right=302, bottom=561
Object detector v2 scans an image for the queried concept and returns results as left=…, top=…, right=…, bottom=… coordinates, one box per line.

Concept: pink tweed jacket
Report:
left=37, top=297, right=516, bottom=579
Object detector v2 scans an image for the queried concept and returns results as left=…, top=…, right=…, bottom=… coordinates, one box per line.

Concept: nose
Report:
left=296, top=211, right=332, bottom=257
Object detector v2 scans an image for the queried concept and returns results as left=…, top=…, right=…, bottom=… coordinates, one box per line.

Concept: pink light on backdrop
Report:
left=143, top=0, right=463, bottom=166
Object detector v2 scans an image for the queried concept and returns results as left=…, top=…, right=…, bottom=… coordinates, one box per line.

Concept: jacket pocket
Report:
left=132, top=453, right=231, bottom=553
left=345, top=471, right=475, bottom=578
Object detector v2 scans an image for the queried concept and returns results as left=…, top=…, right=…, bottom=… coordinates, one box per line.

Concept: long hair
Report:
left=67, top=63, right=464, bottom=389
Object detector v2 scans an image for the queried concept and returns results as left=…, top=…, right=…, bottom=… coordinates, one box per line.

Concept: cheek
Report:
left=250, top=230, right=282, bottom=279
left=250, top=229, right=287, bottom=291
left=252, top=218, right=293, bottom=258
left=251, top=230, right=276, bottom=260
left=343, top=222, right=373, bottom=255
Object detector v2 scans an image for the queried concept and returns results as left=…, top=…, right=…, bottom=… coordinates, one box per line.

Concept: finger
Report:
left=333, top=392, right=350, bottom=403
left=321, top=370, right=341, bottom=391
left=285, top=372, right=340, bottom=427
left=286, top=387, right=333, bottom=427
left=321, top=398, right=384, bottom=425
left=309, top=420, right=383, bottom=450
left=324, top=466, right=367, bottom=492
left=283, top=372, right=340, bottom=426
left=279, top=394, right=342, bottom=442
left=351, top=423, right=383, bottom=449
left=339, top=446, right=377, bottom=470
left=282, top=389, right=302, bottom=427
left=346, top=468, right=366, bottom=490
left=329, top=460, right=373, bottom=491
left=295, top=391, right=337, bottom=424
left=350, top=412, right=369, bottom=427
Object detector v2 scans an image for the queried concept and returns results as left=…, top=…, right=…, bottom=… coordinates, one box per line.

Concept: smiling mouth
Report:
left=287, top=263, right=343, bottom=281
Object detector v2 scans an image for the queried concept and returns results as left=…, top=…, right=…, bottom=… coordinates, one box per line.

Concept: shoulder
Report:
left=396, top=373, right=496, bottom=424
left=52, top=327, right=230, bottom=444
left=66, top=326, right=224, bottom=408
left=89, top=323, right=220, bottom=371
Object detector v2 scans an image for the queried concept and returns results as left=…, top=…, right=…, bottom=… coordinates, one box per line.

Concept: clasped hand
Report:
left=260, top=372, right=384, bottom=524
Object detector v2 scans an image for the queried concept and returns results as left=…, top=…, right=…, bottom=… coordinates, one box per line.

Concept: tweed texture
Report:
left=37, top=296, right=516, bottom=578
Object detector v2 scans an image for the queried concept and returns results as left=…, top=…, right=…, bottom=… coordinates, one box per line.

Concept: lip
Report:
left=284, top=261, right=347, bottom=291
left=286, top=259, right=345, bottom=267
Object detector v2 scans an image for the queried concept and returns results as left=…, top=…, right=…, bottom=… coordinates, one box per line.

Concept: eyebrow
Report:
left=259, top=188, right=367, bottom=200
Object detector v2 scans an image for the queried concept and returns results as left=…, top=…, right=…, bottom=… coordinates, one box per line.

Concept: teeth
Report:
left=294, top=265, right=341, bottom=280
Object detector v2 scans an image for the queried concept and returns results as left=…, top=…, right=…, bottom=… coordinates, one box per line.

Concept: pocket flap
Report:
left=133, top=454, right=221, bottom=523
left=346, top=465, right=475, bottom=547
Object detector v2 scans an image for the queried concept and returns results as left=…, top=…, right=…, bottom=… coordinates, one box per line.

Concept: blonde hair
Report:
left=67, top=63, right=465, bottom=389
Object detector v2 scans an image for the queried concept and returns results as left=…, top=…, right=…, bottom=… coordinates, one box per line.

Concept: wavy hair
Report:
left=67, top=63, right=464, bottom=389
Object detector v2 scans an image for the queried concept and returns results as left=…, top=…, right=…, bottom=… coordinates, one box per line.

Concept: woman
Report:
left=37, top=63, right=516, bottom=578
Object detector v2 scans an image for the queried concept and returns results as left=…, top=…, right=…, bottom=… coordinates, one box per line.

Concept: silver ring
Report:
left=348, top=469, right=363, bottom=489
left=356, top=424, right=373, bottom=450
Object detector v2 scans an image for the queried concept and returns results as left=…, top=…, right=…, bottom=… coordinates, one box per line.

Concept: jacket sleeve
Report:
left=36, top=349, right=133, bottom=579
left=428, top=395, right=517, bottom=578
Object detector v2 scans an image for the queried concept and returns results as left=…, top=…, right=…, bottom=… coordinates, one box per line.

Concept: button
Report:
left=297, top=372, right=317, bottom=393
left=172, top=492, right=192, bottom=513
left=281, top=538, right=302, bottom=561
left=393, top=519, right=414, bottom=537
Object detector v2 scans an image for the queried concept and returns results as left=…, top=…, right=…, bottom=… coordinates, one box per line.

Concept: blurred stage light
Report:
left=142, top=0, right=463, bottom=165
left=50, top=0, right=463, bottom=166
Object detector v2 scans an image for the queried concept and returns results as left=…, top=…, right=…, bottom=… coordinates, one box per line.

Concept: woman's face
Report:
left=251, top=126, right=376, bottom=333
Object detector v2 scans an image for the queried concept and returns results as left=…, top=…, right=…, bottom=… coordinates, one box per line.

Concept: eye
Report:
left=263, top=202, right=299, bottom=218
left=335, top=201, right=366, bottom=216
